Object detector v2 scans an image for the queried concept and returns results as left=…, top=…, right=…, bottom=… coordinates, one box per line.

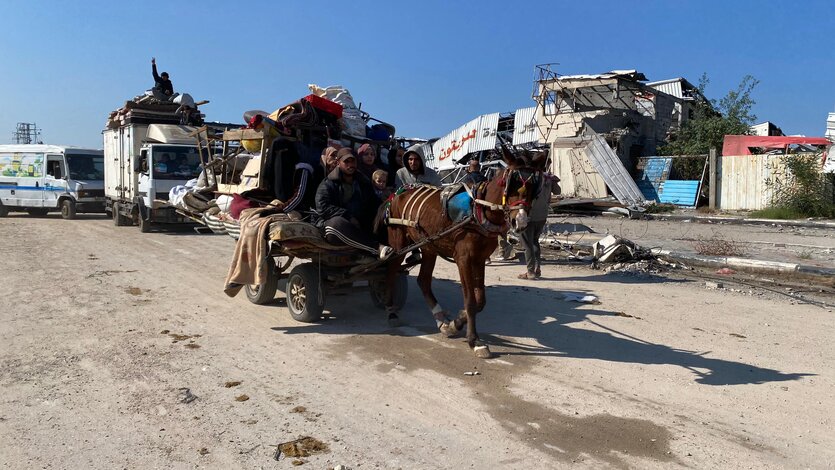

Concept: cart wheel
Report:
left=370, top=273, right=408, bottom=311
left=60, top=199, right=77, bottom=220
left=245, top=262, right=279, bottom=305
left=286, top=263, right=324, bottom=323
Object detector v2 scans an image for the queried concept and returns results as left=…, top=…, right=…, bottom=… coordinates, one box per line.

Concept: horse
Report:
left=379, top=146, right=548, bottom=358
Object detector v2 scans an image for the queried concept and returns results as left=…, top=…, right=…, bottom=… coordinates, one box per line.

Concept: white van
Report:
left=0, top=145, right=106, bottom=219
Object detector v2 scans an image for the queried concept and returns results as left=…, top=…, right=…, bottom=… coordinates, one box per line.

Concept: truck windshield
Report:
left=152, top=146, right=202, bottom=180
left=66, top=154, right=104, bottom=180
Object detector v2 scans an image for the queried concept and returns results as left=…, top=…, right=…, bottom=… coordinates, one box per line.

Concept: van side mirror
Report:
left=135, top=150, right=148, bottom=173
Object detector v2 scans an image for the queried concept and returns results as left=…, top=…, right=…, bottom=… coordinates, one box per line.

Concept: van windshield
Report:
left=66, top=154, right=104, bottom=180
left=152, top=146, right=202, bottom=180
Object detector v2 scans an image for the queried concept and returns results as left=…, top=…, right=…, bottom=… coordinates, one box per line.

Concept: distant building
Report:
left=826, top=112, right=835, bottom=141
left=533, top=69, right=710, bottom=200
left=749, top=121, right=784, bottom=136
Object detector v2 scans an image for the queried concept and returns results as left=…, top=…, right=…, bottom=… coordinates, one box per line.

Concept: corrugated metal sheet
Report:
left=512, top=107, right=539, bottom=145
left=583, top=134, right=645, bottom=206
left=718, top=154, right=787, bottom=210
left=657, top=180, right=700, bottom=207
left=636, top=157, right=672, bottom=201
left=648, top=81, right=683, bottom=99
left=431, top=113, right=499, bottom=171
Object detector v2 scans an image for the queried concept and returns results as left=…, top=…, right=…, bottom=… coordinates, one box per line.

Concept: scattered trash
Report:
left=184, top=343, right=201, bottom=349
left=235, top=394, right=250, bottom=402
left=291, top=406, right=307, bottom=413
left=614, top=311, right=642, bottom=319
left=729, top=333, right=747, bottom=338
left=224, top=381, right=242, bottom=388
left=562, top=292, right=600, bottom=304
left=593, top=235, right=636, bottom=263
left=705, top=281, right=724, bottom=289
left=160, top=330, right=170, bottom=334
left=716, top=267, right=736, bottom=275
left=463, top=371, right=481, bottom=376
left=333, top=465, right=352, bottom=470
left=126, top=287, right=142, bottom=296
left=169, top=333, right=201, bottom=343
left=274, top=436, right=329, bottom=461
left=291, top=460, right=305, bottom=466
left=178, top=388, right=198, bottom=404
left=197, top=448, right=209, bottom=456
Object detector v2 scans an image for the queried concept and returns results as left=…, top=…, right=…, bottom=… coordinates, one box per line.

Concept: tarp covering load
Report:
left=431, top=113, right=500, bottom=171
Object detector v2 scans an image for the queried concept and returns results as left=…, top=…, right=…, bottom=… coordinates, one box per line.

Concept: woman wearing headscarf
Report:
left=356, top=143, right=380, bottom=180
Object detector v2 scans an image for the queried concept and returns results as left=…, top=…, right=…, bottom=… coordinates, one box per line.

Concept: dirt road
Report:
left=1, top=214, right=833, bottom=469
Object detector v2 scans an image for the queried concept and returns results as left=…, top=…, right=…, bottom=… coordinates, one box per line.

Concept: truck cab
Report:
left=105, top=124, right=203, bottom=232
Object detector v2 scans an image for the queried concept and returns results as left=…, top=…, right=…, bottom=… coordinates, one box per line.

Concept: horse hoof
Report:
left=439, top=322, right=460, bottom=338
left=473, top=344, right=493, bottom=359
left=473, top=345, right=492, bottom=358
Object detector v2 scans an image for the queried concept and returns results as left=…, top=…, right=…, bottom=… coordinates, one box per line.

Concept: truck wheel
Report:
left=26, top=208, right=49, bottom=217
left=286, top=263, right=324, bottom=323
left=245, top=262, right=279, bottom=305
left=370, top=273, right=409, bottom=310
left=60, top=200, right=77, bottom=220
left=138, top=214, right=153, bottom=233
left=0, top=202, right=7, bottom=218
left=112, top=203, right=130, bottom=226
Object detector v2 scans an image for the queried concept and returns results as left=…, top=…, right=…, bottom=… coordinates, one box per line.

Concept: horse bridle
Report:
left=469, top=167, right=539, bottom=236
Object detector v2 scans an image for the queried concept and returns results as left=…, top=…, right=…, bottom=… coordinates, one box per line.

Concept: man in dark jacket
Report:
left=151, top=57, right=174, bottom=100
left=315, top=148, right=391, bottom=259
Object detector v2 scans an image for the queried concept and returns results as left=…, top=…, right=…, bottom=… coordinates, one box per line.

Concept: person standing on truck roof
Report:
left=151, top=57, right=174, bottom=101
left=315, top=148, right=393, bottom=260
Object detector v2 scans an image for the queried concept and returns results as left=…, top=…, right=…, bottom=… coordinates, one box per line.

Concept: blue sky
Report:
left=1, top=0, right=832, bottom=148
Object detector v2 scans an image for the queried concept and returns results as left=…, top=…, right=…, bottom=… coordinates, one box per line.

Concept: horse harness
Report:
left=385, top=172, right=532, bottom=246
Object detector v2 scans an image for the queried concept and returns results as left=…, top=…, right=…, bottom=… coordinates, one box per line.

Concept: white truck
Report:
left=103, top=123, right=203, bottom=232
left=0, top=144, right=105, bottom=219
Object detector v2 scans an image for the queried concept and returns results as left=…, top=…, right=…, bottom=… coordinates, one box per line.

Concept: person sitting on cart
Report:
left=394, top=144, right=441, bottom=188
left=372, top=169, right=393, bottom=200
left=461, top=159, right=486, bottom=186
left=315, top=148, right=393, bottom=260
left=357, top=143, right=381, bottom=180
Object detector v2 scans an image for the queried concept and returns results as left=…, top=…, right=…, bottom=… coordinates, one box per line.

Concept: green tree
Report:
left=660, top=74, right=760, bottom=157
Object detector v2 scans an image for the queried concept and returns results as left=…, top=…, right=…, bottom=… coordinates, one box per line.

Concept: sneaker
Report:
left=405, top=251, right=422, bottom=264
left=379, top=245, right=394, bottom=260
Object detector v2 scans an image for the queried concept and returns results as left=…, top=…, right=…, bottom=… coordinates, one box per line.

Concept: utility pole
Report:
left=12, top=122, right=42, bottom=144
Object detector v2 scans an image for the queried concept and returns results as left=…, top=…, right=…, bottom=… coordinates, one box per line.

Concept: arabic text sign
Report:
left=431, top=113, right=499, bottom=171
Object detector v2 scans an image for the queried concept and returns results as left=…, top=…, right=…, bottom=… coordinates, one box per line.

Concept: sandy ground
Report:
left=1, top=213, right=834, bottom=469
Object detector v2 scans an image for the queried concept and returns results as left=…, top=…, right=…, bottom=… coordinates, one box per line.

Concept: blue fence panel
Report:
left=658, top=180, right=700, bottom=207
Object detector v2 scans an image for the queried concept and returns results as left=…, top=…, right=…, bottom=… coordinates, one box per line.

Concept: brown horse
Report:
left=381, top=148, right=547, bottom=358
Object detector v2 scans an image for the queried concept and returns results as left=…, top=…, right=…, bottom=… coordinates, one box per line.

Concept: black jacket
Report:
left=152, top=63, right=173, bottom=95
left=314, top=168, right=380, bottom=229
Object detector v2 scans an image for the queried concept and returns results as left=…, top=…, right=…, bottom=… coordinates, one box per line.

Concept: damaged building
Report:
left=532, top=67, right=709, bottom=202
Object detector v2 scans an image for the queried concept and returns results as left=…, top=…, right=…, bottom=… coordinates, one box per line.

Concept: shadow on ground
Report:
left=269, top=268, right=811, bottom=387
